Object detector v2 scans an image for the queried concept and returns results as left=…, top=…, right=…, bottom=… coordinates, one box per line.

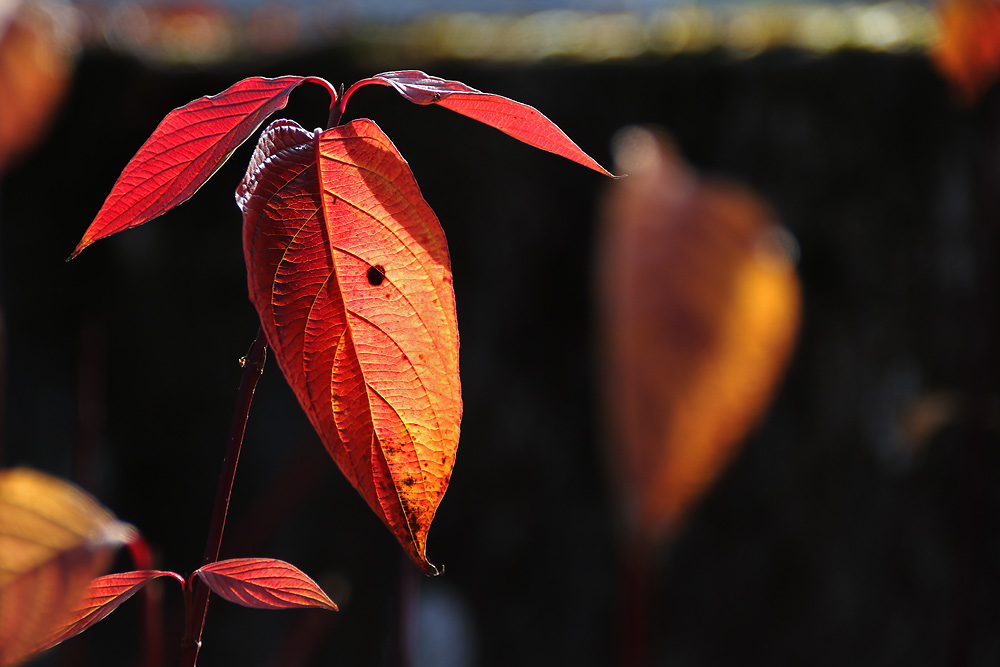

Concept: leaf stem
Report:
left=304, top=75, right=339, bottom=112
left=327, top=83, right=347, bottom=128
left=178, top=328, right=267, bottom=667
left=127, top=534, right=165, bottom=667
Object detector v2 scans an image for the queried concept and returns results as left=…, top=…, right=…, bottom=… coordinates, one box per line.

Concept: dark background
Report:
left=2, top=41, right=999, bottom=666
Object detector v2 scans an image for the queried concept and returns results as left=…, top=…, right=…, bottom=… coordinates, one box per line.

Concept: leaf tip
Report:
left=67, top=235, right=95, bottom=261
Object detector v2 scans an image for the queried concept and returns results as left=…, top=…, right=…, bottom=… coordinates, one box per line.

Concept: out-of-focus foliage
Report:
left=0, top=0, right=78, bottom=171
left=932, top=0, right=1000, bottom=105
left=0, top=468, right=132, bottom=666
left=597, top=127, right=800, bottom=546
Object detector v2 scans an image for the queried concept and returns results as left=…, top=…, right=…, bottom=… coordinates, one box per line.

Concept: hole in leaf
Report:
left=367, top=264, right=386, bottom=286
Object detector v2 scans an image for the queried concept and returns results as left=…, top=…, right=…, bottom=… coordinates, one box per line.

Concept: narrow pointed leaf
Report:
left=238, top=118, right=461, bottom=574
left=72, top=75, right=318, bottom=258
left=356, top=70, right=614, bottom=177
left=0, top=469, right=134, bottom=666
left=194, top=558, right=337, bottom=611
left=32, top=570, right=184, bottom=653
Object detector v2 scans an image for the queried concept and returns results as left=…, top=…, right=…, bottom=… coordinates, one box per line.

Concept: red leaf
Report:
left=32, top=570, right=183, bottom=653
left=350, top=70, right=614, bottom=177
left=71, top=75, right=331, bottom=259
left=194, top=558, right=337, bottom=611
left=238, top=118, right=461, bottom=574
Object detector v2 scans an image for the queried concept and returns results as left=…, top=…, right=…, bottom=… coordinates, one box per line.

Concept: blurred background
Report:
left=1, top=0, right=999, bottom=664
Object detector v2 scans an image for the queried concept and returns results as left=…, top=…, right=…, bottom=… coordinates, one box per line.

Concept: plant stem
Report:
left=178, top=329, right=267, bottom=667
left=327, top=83, right=346, bottom=129
left=616, top=537, right=655, bottom=667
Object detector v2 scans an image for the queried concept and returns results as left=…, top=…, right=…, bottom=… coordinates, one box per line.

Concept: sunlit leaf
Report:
left=31, top=570, right=184, bottom=653
left=349, top=70, right=614, bottom=177
left=194, top=558, right=337, bottom=611
left=75, top=70, right=612, bottom=575
left=597, top=127, right=801, bottom=545
left=71, top=75, right=322, bottom=258
left=237, top=118, right=461, bottom=574
left=0, top=468, right=133, bottom=666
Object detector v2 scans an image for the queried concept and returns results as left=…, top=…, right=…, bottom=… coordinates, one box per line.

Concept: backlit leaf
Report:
left=71, top=75, right=320, bottom=258
left=238, top=118, right=461, bottom=574
left=352, top=70, right=614, bottom=177
left=0, top=468, right=133, bottom=666
left=597, top=128, right=800, bottom=545
left=31, top=570, right=184, bottom=653
left=194, top=558, right=337, bottom=611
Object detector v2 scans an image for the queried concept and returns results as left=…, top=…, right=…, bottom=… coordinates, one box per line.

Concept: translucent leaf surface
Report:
left=32, top=570, right=184, bottom=653
left=195, top=558, right=337, bottom=611
left=72, top=75, right=317, bottom=258
left=238, top=118, right=461, bottom=574
left=351, top=70, right=614, bottom=177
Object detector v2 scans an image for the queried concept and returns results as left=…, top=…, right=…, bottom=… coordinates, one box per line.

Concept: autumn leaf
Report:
left=194, top=558, right=337, bottom=611
left=70, top=75, right=334, bottom=259
left=0, top=468, right=134, bottom=666
left=344, top=70, right=614, bottom=177
left=238, top=118, right=461, bottom=574
left=31, top=570, right=184, bottom=654
left=597, top=127, right=800, bottom=545
left=75, top=71, right=612, bottom=574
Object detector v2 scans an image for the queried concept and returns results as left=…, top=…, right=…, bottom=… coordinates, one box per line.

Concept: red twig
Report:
left=178, top=329, right=267, bottom=667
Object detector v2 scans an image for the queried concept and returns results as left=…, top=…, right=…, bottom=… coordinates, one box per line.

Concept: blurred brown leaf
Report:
left=0, top=468, right=132, bottom=666
left=597, top=127, right=800, bottom=546
left=931, top=0, right=1000, bottom=106
left=0, top=0, right=77, bottom=171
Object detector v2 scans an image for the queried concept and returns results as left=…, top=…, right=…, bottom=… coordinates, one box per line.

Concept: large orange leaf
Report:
left=0, top=468, right=133, bottom=666
left=598, top=128, right=800, bottom=546
left=238, top=118, right=460, bottom=574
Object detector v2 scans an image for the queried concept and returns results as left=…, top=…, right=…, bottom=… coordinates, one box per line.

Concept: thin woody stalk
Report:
left=179, top=329, right=267, bottom=667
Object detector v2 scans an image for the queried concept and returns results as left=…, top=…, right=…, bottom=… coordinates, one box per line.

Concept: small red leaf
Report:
left=32, top=570, right=184, bottom=653
left=72, top=75, right=330, bottom=258
left=351, top=70, right=614, bottom=177
left=238, top=118, right=461, bottom=574
left=194, top=558, right=337, bottom=611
